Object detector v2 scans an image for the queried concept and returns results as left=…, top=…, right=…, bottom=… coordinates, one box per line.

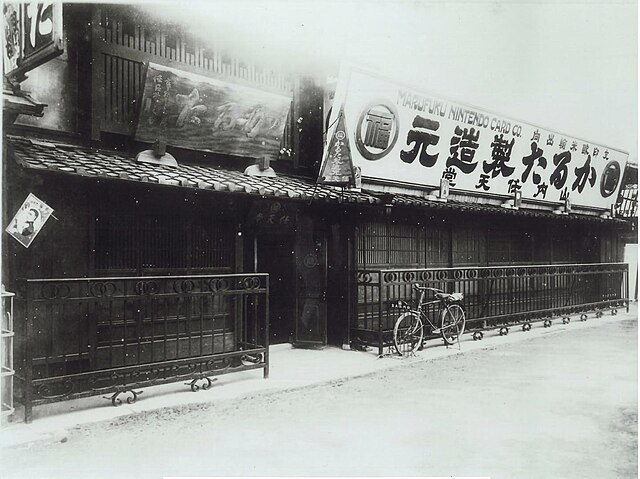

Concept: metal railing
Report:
left=354, top=263, right=629, bottom=356
left=16, top=273, right=269, bottom=422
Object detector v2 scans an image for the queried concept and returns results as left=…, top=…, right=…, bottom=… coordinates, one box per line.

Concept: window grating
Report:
left=358, top=220, right=450, bottom=268
left=95, top=212, right=234, bottom=273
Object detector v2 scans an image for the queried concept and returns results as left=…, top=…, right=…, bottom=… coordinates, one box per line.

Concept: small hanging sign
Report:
left=5, top=193, right=54, bottom=248
left=248, top=200, right=296, bottom=230
left=317, top=107, right=355, bottom=186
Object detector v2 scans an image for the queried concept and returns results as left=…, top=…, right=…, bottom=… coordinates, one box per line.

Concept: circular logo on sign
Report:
left=600, top=160, right=621, bottom=198
left=270, top=202, right=282, bottom=213
left=303, top=254, right=318, bottom=268
left=355, top=101, right=399, bottom=161
left=336, top=130, right=346, bottom=140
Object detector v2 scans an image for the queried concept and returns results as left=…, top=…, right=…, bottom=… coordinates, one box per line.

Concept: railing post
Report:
left=23, top=281, right=33, bottom=424
left=625, top=264, right=629, bottom=312
left=378, top=273, right=383, bottom=357
left=263, top=274, right=269, bottom=379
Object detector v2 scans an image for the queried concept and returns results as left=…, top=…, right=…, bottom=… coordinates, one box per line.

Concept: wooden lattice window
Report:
left=487, top=227, right=536, bottom=265
left=388, top=221, right=420, bottom=266
left=487, top=228, right=511, bottom=264
left=426, top=226, right=451, bottom=267
left=453, top=226, right=485, bottom=266
left=554, top=237, right=579, bottom=264
left=358, top=220, right=451, bottom=268
left=358, top=221, right=389, bottom=267
left=95, top=212, right=234, bottom=274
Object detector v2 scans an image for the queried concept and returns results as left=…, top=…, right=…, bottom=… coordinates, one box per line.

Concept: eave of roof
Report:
left=3, top=90, right=46, bottom=117
left=6, top=135, right=628, bottom=225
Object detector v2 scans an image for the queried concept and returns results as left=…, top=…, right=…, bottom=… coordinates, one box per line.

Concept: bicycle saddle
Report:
left=435, top=291, right=464, bottom=302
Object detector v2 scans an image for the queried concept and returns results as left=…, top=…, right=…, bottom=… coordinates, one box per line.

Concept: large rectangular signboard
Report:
left=136, top=63, right=291, bottom=161
left=323, top=65, right=628, bottom=210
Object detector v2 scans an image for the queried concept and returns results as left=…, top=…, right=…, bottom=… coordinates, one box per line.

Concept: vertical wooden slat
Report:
left=113, top=55, right=119, bottom=123
left=104, top=54, right=111, bottom=122
left=110, top=56, right=117, bottom=123
left=105, top=11, right=112, bottom=43
left=140, top=24, right=145, bottom=52
left=122, top=57, right=129, bottom=123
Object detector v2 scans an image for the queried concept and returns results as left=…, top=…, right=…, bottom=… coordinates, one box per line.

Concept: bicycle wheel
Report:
left=393, top=312, right=424, bottom=356
left=440, top=303, right=466, bottom=345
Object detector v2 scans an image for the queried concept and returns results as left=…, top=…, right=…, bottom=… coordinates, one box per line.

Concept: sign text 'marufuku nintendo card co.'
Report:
left=324, top=66, right=628, bottom=209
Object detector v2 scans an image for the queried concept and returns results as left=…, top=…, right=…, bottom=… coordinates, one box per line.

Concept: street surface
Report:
left=2, top=318, right=637, bottom=479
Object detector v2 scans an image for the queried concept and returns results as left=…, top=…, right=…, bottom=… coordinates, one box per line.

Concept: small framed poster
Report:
left=5, top=194, right=54, bottom=248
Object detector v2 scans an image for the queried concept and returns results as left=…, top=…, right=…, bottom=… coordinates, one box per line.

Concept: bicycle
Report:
left=392, top=284, right=466, bottom=356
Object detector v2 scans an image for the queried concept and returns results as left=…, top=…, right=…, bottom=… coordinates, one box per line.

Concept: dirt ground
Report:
left=2, top=318, right=637, bottom=479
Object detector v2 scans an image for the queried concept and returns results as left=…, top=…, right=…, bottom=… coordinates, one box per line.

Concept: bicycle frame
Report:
left=393, top=285, right=466, bottom=356
left=414, top=289, right=461, bottom=334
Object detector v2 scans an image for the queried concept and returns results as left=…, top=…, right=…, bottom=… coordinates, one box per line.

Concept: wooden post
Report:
left=91, top=6, right=106, bottom=141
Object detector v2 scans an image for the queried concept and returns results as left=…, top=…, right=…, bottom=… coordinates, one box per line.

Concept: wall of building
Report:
left=2, top=163, right=92, bottom=291
left=355, top=211, right=621, bottom=270
left=2, top=160, right=244, bottom=292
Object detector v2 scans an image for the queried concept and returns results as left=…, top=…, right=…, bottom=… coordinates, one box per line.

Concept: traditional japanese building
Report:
left=2, top=3, right=635, bottom=422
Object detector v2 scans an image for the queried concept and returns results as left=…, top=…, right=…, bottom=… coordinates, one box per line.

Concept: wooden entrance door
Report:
left=293, top=215, right=327, bottom=346
left=256, top=233, right=295, bottom=344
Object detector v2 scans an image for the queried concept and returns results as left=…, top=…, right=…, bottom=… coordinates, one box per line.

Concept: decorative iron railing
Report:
left=354, top=263, right=629, bottom=356
left=16, top=273, right=268, bottom=422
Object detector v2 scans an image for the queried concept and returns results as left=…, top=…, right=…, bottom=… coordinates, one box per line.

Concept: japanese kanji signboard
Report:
left=2, top=2, right=64, bottom=79
left=135, top=63, right=291, bottom=161
left=325, top=65, right=628, bottom=209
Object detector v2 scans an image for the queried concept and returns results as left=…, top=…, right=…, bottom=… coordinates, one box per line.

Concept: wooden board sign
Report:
left=135, top=63, right=292, bottom=160
left=3, top=2, right=64, bottom=80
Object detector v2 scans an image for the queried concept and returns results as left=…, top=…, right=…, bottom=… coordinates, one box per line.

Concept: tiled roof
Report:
left=6, top=135, right=624, bottom=224
left=7, top=136, right=377, bottom=204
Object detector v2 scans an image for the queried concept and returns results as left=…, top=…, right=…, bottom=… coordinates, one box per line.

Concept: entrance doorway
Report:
left=292, top=215, right=327, bottom=346
left=254, top=214, right=329, bottom=347
left=256, top=233, right=295, bottom=344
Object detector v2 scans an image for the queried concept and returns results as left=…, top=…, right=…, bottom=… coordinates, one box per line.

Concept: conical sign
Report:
left=317, top=107, right=355, bottom=186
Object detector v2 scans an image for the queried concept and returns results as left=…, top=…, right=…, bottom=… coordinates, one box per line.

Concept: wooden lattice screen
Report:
left=357, top=220, right=451, bottom=269
left=94, top=211, right=235, bottom=275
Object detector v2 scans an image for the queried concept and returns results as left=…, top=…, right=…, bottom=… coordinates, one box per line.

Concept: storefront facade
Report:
left=2, top=4, right=634, bottom=420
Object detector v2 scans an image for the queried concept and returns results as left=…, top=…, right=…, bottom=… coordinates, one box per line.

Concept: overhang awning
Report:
left=3, top=89, right=46, bottom=119
left=7, top=135, right=377, bottom=204
left=6, top=135, right=628, bottom=224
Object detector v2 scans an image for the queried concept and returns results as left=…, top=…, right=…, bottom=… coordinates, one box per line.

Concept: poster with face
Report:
left=5, top=193, right=54, bottom=248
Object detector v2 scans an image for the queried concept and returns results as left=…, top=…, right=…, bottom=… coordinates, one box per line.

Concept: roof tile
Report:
left=6, top=135, right=622, bottom=224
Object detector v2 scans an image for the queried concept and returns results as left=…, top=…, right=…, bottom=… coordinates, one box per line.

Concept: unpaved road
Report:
left=2, top=318, right=637, bottom=478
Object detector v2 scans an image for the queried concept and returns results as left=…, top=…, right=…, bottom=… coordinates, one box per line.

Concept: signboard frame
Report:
left=3, top=2, right=64, bottom=82
left=135, top=62, right=292, bottom=161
